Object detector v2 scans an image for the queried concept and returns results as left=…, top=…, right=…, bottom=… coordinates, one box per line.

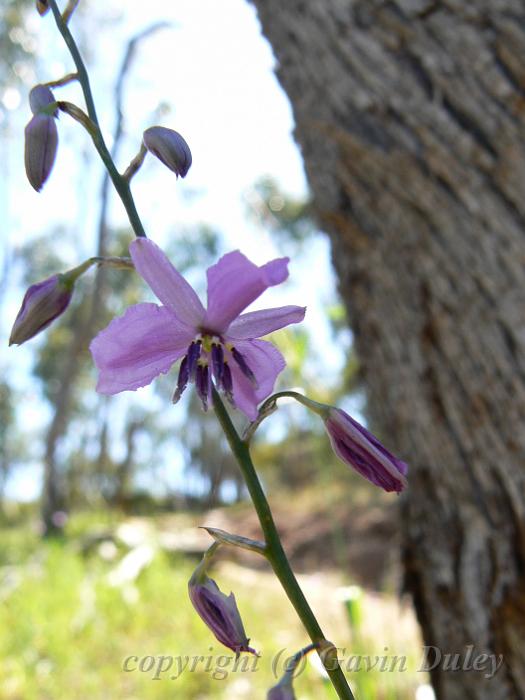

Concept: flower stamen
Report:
left=172, top=355, right=189, bottom=404
left=231, top=347, right=258, bottom=388
left=211, top=343, right=224, bottom=383
left=187, top=339, right=202, bottom=380
left=221, top=361, right=235, bottom=406
left=196, top=362, right=210, bottom=411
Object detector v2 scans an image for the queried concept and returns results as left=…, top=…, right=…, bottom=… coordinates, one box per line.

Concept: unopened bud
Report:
left=9, top=274, right=73, bottom=346
left=275, top=392, right=409, bottom=493
left=324, top=407, right=408, bottom=493
left=24, top=113, right=58, bottom=192
left=267, top=679, right=296, bottom=700
left=29, top=85, right=58, bottom=117
left=143, top=126, right=192, bottom=178
left=9, top=259, right=95, bottom=346
left=188, top=561, right=256, bottom=656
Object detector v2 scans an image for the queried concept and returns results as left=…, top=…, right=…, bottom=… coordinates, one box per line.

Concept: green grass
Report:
left=0, top=515, right=425, bottom=699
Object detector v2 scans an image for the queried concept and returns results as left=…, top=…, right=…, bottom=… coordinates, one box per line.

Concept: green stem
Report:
left=244, top=390, right=327, bottom=442
left=259, top=390, right=327, bottom=416
left=212, top=388, right=355, bottom=700
left=47, top=0, right=147, bottom=238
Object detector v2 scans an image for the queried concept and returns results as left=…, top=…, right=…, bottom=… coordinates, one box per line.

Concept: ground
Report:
left=0, top=492, right=427, bottom=699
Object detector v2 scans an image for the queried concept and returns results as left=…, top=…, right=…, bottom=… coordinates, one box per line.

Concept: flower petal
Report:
left=227, top=305, right=306, bottom=340
left=204, top=251, right=290, bottom=333
left=90, top=303, right=193, bottom=394
left=130, top=238, right=205, bottom=327
left=229, top=339, right=285, bottom=420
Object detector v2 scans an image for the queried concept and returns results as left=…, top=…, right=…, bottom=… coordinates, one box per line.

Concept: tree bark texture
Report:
left=250, top=2, right=525, bottom=699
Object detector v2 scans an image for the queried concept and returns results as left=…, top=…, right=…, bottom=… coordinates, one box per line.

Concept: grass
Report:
left=0, top=513, right=426, bottom=699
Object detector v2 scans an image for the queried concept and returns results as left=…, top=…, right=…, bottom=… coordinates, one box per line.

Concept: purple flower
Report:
left=143, top=126, right=192, bottom=178
left=325, top=408, right=408, bottom=493
left=90, top=239, right=305, bottom=419
left=188, top=574, right=257, bottom=656
left=9, top=274, right=72, bottom=346
left=24, top=113, right=58, bottom=192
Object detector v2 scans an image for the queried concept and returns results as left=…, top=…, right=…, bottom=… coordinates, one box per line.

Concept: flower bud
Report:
left=269, top=393, right=409, bottom=493
left=267, top=679, right=296, bottom=700
left=143, top=126, right=192, bottom=178
left=188, top=571, right=256, bottom=656
left=29, top=85, right=58, bottom=117
left=325, top=408, right=408, bottom=493
left=9, top=274, right=73, bottom=346
left=24, top=113, right=58, bottom=192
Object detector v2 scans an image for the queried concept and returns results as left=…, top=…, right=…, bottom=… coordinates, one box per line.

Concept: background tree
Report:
left=0, top=0, right=35, bottom=513
left=249, top=2, right=525, bottom=699
left=32, top=22, right=168, bottom=534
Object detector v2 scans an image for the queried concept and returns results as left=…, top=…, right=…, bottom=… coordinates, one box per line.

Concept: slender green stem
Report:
left=244, top=390, right=326, bottom=442
left=283, top=642, right=318, bottom=675
left=259, top=390, right=327, bottom=416
left=212, top=388, right=355, bottom=700
left=47, top=0, right=147, bottom=238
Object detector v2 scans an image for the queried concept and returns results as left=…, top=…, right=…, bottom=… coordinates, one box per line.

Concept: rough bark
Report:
left=250, top=2, right=525, bottom=698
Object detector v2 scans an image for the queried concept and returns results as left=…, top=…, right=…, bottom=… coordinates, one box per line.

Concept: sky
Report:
left=1, top=0, right=352, bottom=501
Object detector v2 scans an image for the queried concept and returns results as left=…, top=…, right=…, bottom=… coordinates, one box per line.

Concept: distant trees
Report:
left=2, top=6, right=358, bottom=545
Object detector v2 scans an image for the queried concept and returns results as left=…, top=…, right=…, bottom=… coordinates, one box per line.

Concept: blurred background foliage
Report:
left=0, top=0, right=34, bottom=91
left=0, top=3, right=426, bottom=699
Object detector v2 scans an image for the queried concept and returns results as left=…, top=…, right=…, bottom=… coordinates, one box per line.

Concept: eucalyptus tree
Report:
left=250, top=2, right=525, bottom=698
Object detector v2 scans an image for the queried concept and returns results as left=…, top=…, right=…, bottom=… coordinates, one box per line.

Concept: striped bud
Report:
left=325, top=408, right=408, bottom=493
left=9, top=274, right=72, bottom=346
left=24, top=113, right=58, bottom=192
left=188, top=571, right=257, bottom=656
left=143, top=126, right=192, bottom=178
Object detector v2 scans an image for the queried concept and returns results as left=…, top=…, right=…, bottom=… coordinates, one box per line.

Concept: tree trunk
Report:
left=250, top=2, right=525, bottom=698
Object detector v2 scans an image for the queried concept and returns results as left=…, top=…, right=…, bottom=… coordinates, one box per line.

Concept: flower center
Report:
left=172, top=334, right=257, bottom=410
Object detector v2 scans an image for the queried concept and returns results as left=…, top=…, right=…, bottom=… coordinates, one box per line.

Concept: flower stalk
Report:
left=58, top=101, right=97, bottom=137
left=122, top=143, right=148, bottom=182
left=44, top=72, right=78, bottom=88
left=201, top=526, right=267, bottom=556
left=267, top=642, right=318, bottom=699
left=211, top=387, right=355, bottom=700
left=46, top=0, right=147, bottom=238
